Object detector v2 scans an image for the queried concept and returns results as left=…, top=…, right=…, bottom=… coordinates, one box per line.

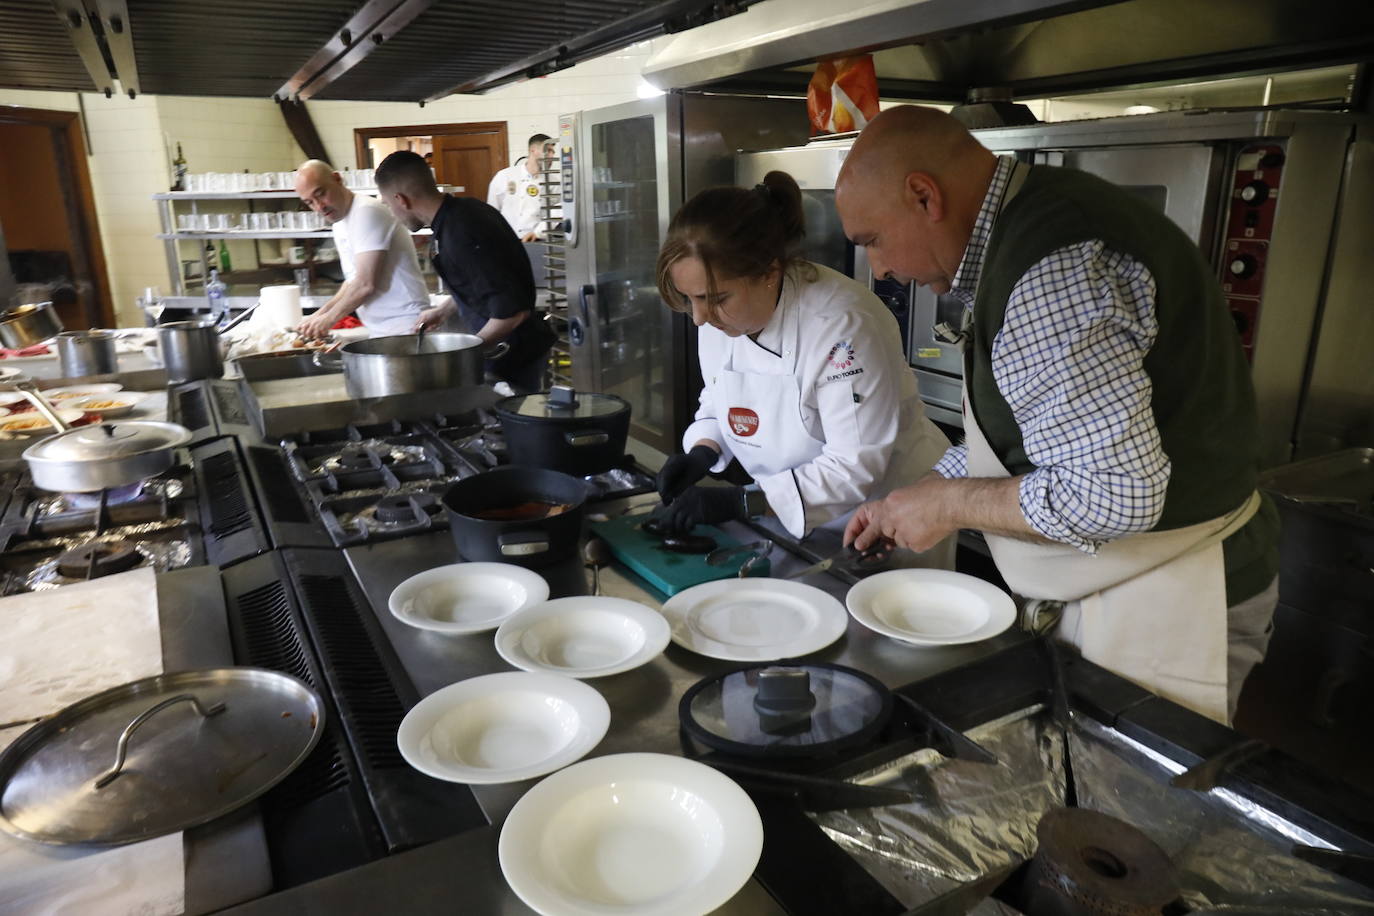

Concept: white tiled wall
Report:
left=0, top=38, right=664, bottom=326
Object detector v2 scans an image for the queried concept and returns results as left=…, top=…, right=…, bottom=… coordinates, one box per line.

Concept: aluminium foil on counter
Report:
left=808, top=706, right=1374, bottom=912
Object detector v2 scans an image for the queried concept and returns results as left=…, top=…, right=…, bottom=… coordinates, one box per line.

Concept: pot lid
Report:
left=498, top=386, right=629, bottom=419
left=24, top=421, right=192, bottom=462
left=679, top=663, right=892, bottom=758
left=0, top=668, right=324, bottom=846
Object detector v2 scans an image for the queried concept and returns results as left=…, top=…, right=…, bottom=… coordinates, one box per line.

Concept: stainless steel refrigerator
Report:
left=559, top=93, right=809, bottom=456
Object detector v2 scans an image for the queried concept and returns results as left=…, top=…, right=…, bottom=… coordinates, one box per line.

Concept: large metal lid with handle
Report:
left=0, top=667, right=324, bottom=846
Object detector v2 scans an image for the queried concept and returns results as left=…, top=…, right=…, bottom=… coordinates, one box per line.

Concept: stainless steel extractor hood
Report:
left=643, top=0, right=1374, bottom=100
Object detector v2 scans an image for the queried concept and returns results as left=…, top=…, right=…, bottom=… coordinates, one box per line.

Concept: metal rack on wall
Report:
left=153, top=189, right=448, bottom=296
left=539, top=156, right=571, bottom=388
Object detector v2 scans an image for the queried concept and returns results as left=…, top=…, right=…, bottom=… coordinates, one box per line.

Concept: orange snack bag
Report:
left=807, top=55, right=880, bottom=136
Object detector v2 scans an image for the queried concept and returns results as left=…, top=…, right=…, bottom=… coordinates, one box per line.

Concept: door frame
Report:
left=353, top=121, right=509, bottom=177
left=0, top=106, right=114, bottom=327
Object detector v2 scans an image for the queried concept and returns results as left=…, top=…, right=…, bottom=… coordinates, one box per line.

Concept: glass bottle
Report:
left=172, top=142, right=187, bottom=192
left=206, top=269, right=227, bottom=318
left=218, top=241, right=232, bottom=273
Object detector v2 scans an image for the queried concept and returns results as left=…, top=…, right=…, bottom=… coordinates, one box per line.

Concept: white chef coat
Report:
left=331, top=194, right=428, bottom=336
left=683, top=263, right=950, bottom=538
left=486, top=162, right=544, bottom=238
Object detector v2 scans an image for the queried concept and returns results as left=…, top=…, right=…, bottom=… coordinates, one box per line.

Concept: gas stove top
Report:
left=0, top=463, right=203, bottom=595
left=277, top=415, right=655, bottom=548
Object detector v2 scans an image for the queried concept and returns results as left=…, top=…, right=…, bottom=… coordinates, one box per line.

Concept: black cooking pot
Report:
left=441, top=466, right=590, bottom=569
left=494, top=385, right=631, bottom=478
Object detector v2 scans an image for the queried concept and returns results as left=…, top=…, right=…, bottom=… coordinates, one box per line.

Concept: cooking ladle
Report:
left=582, top=536, right=611, bottom=596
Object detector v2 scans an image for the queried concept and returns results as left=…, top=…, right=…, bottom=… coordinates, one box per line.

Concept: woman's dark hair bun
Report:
left=761, top=170, right=805, bottom=246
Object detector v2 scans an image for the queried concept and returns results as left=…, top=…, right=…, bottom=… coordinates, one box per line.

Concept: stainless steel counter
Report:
left=223, top=490, right=1022, bottom=915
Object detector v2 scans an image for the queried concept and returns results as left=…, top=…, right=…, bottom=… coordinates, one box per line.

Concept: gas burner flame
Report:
left=63, top=482, right=145, bottom=510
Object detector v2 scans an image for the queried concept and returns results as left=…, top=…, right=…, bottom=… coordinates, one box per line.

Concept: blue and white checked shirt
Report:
left=932, top=156, right=1171, bottom=554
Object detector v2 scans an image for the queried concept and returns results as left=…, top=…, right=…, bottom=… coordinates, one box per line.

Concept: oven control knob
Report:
left=1229, top=254, right=1258, bottom=279
left=1239, top=180, right=1270, bottom=205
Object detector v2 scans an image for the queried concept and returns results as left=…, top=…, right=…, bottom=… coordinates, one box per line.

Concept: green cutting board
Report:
left=589, top=512, right=770, bottom=597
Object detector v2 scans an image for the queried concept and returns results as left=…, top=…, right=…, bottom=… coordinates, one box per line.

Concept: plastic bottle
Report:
left=206, top=269, right=227, bottom=319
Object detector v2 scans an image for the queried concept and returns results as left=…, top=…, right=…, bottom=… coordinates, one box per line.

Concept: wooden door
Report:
left=0, top=110, right=112, bottom=328
left=433, top=133, right=504, bottom=199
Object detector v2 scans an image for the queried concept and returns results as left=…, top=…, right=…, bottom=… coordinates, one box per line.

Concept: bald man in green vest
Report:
left=839, top=106, right=1279, bottom=725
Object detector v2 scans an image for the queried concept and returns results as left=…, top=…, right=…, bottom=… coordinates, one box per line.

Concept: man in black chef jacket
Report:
left=374, top=150, right=555, bottom=393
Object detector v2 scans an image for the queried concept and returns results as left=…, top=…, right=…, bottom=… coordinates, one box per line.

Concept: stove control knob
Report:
left=1239, top=180, right=1270, bottom=205
left=1229, top=254, right=1258, bottom=279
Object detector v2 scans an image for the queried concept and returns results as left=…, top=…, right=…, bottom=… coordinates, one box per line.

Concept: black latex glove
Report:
left=656, top=444, right=719, bottom=503
left=651, top=485, right=744, bottom=535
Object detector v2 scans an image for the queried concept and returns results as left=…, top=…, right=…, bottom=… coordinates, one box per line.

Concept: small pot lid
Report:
left=498, top=386, right=629, bottom=420
left=0, top=668, right=325, bottom=846
left=679, top=663, right=892, bottom=758
left=24, top=421, right=192, bottom=462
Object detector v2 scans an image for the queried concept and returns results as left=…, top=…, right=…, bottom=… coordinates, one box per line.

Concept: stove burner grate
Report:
left=55, top=542, right=144, bottom=579
left=315, top=441, right=429, bottom=476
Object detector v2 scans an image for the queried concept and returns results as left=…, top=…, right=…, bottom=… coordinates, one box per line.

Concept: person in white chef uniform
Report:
left=294, top=160, right=428, bottom=338
left=486, top=134, right=554, bottom=242
left=652, top=170, right=953, bottom=567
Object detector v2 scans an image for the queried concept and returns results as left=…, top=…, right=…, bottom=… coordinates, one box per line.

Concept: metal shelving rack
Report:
left=152, top=189, right=443, bottom=295
left=539, top=158, right=571, bottom=388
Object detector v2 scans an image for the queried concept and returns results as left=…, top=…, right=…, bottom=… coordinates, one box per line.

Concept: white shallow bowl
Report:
left=845, top=568, right=1016, bottom=646
left=495, top=597, right=671, bottom=679
left=397, top=671, right=609, bottom=784
left=0, top=409, right=87, bottom=434
left=499, top=753, right=763, bottom=916
left=66, top=392, right=145, bottom=418
left=0, top=366, right=26, bottom=382
left=44, top=383, right=123, bottom=400
left=659, top=578, right=848, bottom=662
left=389, top=562, right=550, bottom=634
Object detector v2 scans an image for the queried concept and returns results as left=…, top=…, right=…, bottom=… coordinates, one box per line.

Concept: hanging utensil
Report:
left=414, top=323, right=427, bottom=355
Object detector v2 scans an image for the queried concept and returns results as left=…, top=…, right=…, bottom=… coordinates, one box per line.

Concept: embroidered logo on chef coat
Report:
left=823, top=339, right=864, bottom=382
left=525, top=184, right=539, bottom=196
left=826, top=339, right=856, bottom=370
left=727, top=407, right=760, bottom=437
left=507, top=181, right=517, bottom=195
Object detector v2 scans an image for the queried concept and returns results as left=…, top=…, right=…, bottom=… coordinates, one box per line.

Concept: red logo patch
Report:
left=728, top=407, right=760, bottom=437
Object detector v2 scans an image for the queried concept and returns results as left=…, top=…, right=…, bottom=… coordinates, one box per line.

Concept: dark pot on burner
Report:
left=441, top=466, right=591, bottom=569
left=494, top=386, right=630, bottom=478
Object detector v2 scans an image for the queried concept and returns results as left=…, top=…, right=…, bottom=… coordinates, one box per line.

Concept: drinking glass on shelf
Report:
left=177, top=214, right=195, bottom=232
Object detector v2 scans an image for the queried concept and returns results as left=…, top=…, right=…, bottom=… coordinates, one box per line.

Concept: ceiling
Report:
left=0, top=0, right=757, bottom=103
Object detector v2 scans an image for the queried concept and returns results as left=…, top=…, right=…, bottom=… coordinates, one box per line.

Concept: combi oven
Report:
left=738, top=109, right=1374, bottom=468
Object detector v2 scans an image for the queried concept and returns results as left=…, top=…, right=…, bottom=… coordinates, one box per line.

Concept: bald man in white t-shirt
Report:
left=294, top=160, right=428, bottom=337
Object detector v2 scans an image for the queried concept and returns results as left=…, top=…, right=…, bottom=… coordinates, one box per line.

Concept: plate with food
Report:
left=0, top=409, right=88, bottom=435
left=66, top=393, right=146, bottom=418
left=43, top=384, right=123, bottom=401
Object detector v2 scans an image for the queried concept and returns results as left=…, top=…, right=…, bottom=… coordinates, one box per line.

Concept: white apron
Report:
left=960, top=162, right=1256, bottom=723
left=716, top=301, right=827, bottom=478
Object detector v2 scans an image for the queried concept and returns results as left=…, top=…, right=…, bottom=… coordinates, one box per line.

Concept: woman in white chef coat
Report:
left=653, top=170, right=954, bottom=566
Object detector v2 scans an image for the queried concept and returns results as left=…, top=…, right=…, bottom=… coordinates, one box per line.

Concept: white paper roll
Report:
left=255, top=285, right=303, bottom=330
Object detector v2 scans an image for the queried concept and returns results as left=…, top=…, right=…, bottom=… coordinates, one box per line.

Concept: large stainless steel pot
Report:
left=55, top=330, right=118, bottom=377
left=158, top=320, right=223, bottom=383
left=314, top=333, right=503, bottom=399
left=23, top=421, right=192, bottom=492
left=0, top=302, right=64, bottom=349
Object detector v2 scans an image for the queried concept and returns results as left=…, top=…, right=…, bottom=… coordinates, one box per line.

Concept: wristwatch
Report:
left=741, top=483, right=768, bottom=519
